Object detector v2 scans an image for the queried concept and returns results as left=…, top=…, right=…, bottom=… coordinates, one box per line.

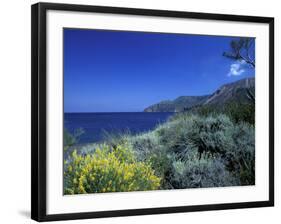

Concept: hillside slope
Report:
left=144, top=95, right=209, bottom=112
left=144, top=77, right=255, bottom=112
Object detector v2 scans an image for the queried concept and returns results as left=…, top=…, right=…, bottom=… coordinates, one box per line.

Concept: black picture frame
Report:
left=31, top=2, right=274, bottom=222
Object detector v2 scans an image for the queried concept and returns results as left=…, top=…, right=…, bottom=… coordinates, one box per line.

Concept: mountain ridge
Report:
left=144, top=77, right=255, bottom=112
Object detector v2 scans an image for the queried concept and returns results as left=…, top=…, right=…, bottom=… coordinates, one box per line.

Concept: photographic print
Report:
left=32, top=3, right=274, bottom=221
left=63, top=29, right=255, bottom=195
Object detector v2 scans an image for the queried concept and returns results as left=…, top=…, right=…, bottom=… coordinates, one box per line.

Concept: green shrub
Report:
left=156, top=114, right=234, bottom=160
left=154, top=113, right=254, bottom=187
left=186, top=115, right=234, bottom=159
left=64, top=128, right=75, bottom=149
left=103, top=131, right=129, bottom=145
left=64, top=143, right=161, bottom=194
left=223, top=102, right=255, bottom=125
left=156, top=115, right=195, bottom=157
left=64, top=128, right=84, bottom=149
left=129, top=132, right=173, bottom=188
left=180, top=101, right=255, bottom=125
left=223, top=122, right=255, bottom=185
left=169, top=156, right=240, bottom=188
left=194, top=105, right=218, bottom=117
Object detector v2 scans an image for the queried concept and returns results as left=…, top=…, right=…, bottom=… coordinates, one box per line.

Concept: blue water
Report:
left=64, top=112, right=174, bottom=144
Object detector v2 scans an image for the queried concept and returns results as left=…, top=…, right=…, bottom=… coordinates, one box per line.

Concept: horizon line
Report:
left=64, top=76, right=255, bottom=114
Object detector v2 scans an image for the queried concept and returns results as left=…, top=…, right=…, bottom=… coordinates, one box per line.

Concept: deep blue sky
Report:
left=64, top=29, right=255, bottom=112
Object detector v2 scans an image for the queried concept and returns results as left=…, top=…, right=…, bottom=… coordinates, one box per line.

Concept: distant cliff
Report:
left=144, top=77, right=255, bottom=112
left=144, top=95, right=209, bottom=112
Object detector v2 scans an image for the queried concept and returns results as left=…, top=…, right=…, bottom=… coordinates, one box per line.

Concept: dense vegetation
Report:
left=64, top=101, right=255, bottom=194
left=188, top=101, right=255, bottom=125
left=64, top=143, right=160, bottom=194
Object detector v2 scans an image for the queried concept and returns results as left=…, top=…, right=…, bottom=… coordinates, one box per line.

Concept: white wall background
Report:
left=0, top=0, right=279, bottom=223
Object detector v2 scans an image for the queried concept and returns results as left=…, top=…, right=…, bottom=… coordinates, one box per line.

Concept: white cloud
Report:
left=227, top=61, right=245, bottom=77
